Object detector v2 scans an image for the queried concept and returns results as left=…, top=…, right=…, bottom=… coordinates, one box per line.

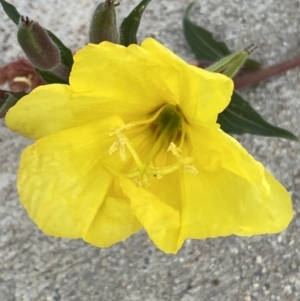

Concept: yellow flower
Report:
left=6, top=38, right=293, bottom=254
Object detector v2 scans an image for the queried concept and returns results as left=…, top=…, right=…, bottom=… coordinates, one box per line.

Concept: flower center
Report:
left=154, top=105, right=182, bottom=136
left=107, top=105, right=197, bottom=187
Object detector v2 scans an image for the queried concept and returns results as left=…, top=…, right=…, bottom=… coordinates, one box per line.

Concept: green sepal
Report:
left=218, top=92, right=298, bottom=141
left=119, top=0, right=152, bottom=46
left=206, top=49, right=252, bottom=78
left=0, top=91, right=26, bottom=118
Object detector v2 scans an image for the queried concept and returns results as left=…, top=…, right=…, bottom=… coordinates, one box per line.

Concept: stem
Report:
left=0, top=89, right=10, bottom=98
left=0, top=90, right=27, bottom=118
left=234, top=56, right=300, bottom=90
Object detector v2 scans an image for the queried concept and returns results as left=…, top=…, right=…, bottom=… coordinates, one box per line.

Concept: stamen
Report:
left=109, top=123, right=136, bottom=161
left=167, top=142, right=179, bottom=155
left=119, top=144, right=126, bottom=161
left=167, top=142, right=198, bottom=175
left=109, top=122, right=135, bottom=137
left=185, top=165, right=199, bottom=174
left=108, top=140, right=119, bottom=155
left=107, top=105, right=197, bottom=186
left=122, top=136, right=145, bottom=170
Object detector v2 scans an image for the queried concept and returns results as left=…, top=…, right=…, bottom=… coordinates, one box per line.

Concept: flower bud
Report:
left=206, top=45, right=257, bottom=78
left=89, top=1, right=120, bottom=44
left=17, top=16, right=60, bottom=70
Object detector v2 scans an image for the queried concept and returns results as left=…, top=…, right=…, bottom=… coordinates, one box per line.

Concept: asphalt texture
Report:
left=0, top=1, right=300, bottom=300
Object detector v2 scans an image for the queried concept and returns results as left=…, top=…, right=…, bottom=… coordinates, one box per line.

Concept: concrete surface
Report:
left=0, top=1, right=300, bottom=300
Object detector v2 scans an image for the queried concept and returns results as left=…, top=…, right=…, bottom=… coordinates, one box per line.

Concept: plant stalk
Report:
left=234, top=56, right=300, bottom=90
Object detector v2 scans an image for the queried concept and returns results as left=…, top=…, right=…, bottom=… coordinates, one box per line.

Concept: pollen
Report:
left=109, top=123, right=136, bottom=160
left=167, top=142, right=198, bottom=174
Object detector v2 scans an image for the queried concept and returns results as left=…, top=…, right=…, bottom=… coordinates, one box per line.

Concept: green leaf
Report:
left=119, top=0, right=152, bottom=46
left=0, top=91, right=26, bottom=118
left=218, top=92, right=298, bottom=141
left=182, top=3, right=294, bottom=140
left=244, top=58, right=260, bottom=70
left=183, top=2, right=230, bottom=61
left=0, top=0, right=20, bottom=25
left=183, top=2, right=260, bottom=70
left=35, top=68, right=69, bottom=85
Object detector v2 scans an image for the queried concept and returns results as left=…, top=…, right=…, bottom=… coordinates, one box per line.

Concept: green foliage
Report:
left=0, top=0, right=20, bottom=25
left=183, top=3, right=230, bottom=61
left=0, top=91, right=26, bottom=118
left=206, top=50, right=250, bottom=79
left=218, top=93, right=298, bottom=141
left=183, top=2, right=297, bottom=140
left=35, top=68, right=69, bottom=85
left=183, top=2, right=260, bottom=70
left=119, top=0, right=152, bottom=46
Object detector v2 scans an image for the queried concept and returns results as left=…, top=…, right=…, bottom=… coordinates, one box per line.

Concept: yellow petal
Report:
left=141, top=38, right=234, bottom=124
left=18, top=116, right=124, bottom=238
left=140, top=38, right=189, bottom=69
left=6, top=83, right=154, bottom=139
left=70, top=42, right=168, bottom=109
left=189, top=124, right=270, bottom=195
left=72, top=39, right=233, bottom=123
left=178, top=168, right=293, bottom=246
left=6, top=38, right=233, bottom=139
left=83, top=196, right=142, bottom=247
left=119, top=177, right=181, bottom=254
left=6, top=84, right=74, bottom=139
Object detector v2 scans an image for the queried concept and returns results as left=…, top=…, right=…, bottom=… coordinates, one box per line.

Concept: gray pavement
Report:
left=0, top=1, right=300, bottom=300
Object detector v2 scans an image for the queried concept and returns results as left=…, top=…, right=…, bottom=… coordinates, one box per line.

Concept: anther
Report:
left=167, top=142, right=198, bottom=174
left=109, top=123, right=135, bottom=137
left=185, top=165, right=199, bottom=174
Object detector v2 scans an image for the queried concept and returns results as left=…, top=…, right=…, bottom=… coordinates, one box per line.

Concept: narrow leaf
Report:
left=218, top=92, right=298, bottom=141
left=183, top=2, right=230, bottom=61
left=0, top=0, right=20, bottom=25
left=182, top=3, right=294, bottom=140
left=0, top=91, right=26, bottom=118
left=183, top=2, right=260, bottom=71
left=119, top=0, right=152, bottom=46
left=244, top=58, right=260, bottom=70
left=35, top=68, right=69, bottom=85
